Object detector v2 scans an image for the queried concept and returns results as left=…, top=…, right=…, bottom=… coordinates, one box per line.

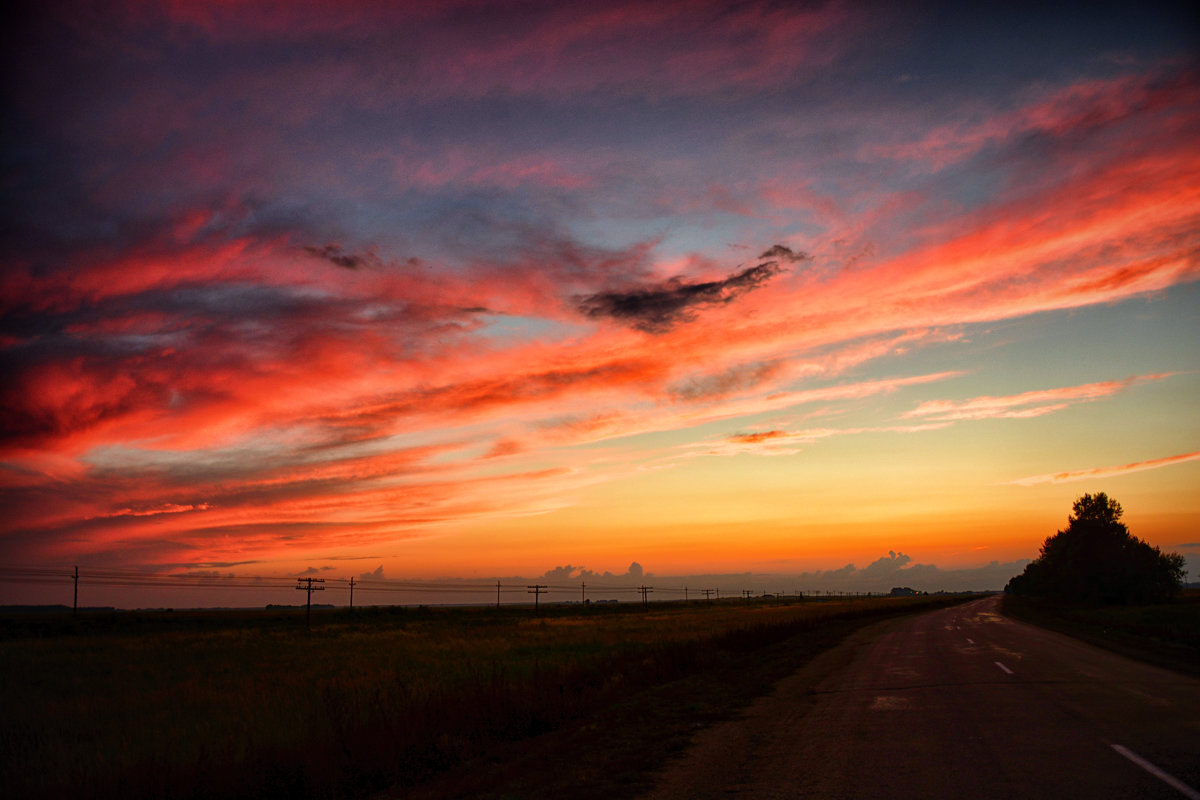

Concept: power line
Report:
left=0, top=565, right=764, bottom=608
left=527, top=584, right=547, bottom=614
left=296, top=577, right=324, bottom=630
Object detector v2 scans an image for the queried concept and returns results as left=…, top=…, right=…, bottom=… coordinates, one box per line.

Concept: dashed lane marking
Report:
left=994, top=661, right=1013, bottom=675
left=966, top=638, right=975, bottom=644
left=1111, top=744, right=1200, bottom=800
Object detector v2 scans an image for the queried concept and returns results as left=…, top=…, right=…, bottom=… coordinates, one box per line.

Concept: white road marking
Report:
left=966, top=638, right=975, bottom=644
left=994, top=661, right=1013, bottom=675
left=1111, top=744, right=1200, bottom=799
left=870, top=696, right=912, bottom=711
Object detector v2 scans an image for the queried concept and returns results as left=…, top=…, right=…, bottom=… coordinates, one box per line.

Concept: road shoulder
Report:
left=640, top=613, right=904, bottom=800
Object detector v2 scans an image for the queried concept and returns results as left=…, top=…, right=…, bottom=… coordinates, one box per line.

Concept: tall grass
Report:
left=1, top=596, right=961, bottom=799
left=1001, top=588, right=1200, bottom=675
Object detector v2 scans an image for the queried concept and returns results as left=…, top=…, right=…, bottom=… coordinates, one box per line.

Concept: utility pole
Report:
left=638, top=585, right=653, bottom=608
left=684, top=586, right=688, bottom=602
left=348, top=576, right=356, bottom=611
left=527, top=584, right=547, bottom=613
left=581, top=582, right=586, bottom=604
left=742, top=589, right=753, bottom=601
left=497, top=580, right=502, bottom=609
left=73, top=566, right=78, bottom=616
left=701, top=588, right=715, bottom=604
left=296, top=577, right=325, bottom=630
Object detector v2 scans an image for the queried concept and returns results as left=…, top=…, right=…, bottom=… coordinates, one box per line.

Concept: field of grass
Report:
left=1, top=595, right=973, bottom=799
left=1001, top=589, right=1200, bottom=676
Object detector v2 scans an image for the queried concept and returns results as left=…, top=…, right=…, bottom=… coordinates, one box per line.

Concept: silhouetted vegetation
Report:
left=1003, top=589, right=1200, bottom=676
left=1005, top=493, right=1186, bottom=604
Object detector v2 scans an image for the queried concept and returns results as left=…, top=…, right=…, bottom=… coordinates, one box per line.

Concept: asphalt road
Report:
left=646, top=595, right=1200, bottom=799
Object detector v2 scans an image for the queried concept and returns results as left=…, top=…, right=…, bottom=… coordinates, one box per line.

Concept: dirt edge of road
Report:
left=639, top=611, right=902, bottom=800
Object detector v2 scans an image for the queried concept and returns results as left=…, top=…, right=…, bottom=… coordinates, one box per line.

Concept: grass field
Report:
left=1001, top=589, right=1200, bottom=677
left=0, top=595, right=973, bottom=799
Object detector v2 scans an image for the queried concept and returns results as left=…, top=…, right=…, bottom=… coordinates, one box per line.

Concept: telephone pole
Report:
left=296, top=577, right=325, bottom=630
left=348, top=576, right=356, bottom=610
left=701, top=588, right=715, bottom=604
left=638, top=585, right=653, bottom=608
left=581, top=582, right=586, bottom=604
left=73, top=566, right=78, bottom=616
left=742, top=589, right=753, bottom=601
left=527, top=584, right=547, bottom=613
left=497, top=580, right=502, bottom=609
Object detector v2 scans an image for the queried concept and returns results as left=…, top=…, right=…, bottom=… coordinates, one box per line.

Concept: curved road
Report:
left=646, top=595, right=1200, bottom=799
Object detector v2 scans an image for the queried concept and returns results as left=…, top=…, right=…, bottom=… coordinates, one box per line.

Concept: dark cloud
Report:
left=861, top=550, right=912, bottom=575
left=665, top=557, right=1031, bottom=594
left=669, top=361, right=782, bottom=403
left=541, top=561, right=651, bottom=580
left=577, top=255, right=789, bottom=332
left=543, top=564, right=588, bottom=580
left=757, top=244, right=809, bottom=263
left=360, top=565, right=386, bottom=581
left=304, top=243, right=372, bottom=269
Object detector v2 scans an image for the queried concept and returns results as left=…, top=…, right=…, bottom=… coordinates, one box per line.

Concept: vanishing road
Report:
left=646, top=595, right=1200, bottom=799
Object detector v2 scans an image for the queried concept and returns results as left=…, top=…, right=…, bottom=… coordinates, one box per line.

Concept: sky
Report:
left=2, top=0, right=1198, bottom=607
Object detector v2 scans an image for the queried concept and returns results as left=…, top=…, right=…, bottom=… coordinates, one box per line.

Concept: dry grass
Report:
left=1, top=596, right=971, bottom=799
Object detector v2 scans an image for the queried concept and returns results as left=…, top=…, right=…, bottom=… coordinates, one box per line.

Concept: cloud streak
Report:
left=904, top=375, right=1173, bottom=422
left=1007, top=452, right=1200, bottom=486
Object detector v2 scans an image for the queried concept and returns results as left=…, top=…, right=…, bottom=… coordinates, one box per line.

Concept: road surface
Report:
left=645, top=595, right=1200, bottom=799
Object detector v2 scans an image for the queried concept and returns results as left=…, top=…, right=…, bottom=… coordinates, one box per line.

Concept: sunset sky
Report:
left=2, top=1, right=1198, bottom=606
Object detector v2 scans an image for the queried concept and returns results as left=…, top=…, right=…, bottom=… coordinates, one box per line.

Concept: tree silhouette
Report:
left=1005, top=493, right=1186, bottom=604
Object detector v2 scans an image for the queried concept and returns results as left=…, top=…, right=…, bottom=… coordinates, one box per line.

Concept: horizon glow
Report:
left=2, top=1, right=1198, bottom=607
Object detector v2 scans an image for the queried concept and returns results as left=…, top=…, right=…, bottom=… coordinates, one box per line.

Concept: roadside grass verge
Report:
left=1001, top=589, right=1200, bottom=676
left=1, top=595, right=971, bottom=799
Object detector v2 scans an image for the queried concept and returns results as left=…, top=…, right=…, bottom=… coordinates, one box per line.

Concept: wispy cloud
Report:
left=702, top=427, right=842, bottom=457
left=904, top=375, right=1172, bottom=422
left=105, top=503, right=213, bottom=518
left=1007, top=451, right=1200, bottom=486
